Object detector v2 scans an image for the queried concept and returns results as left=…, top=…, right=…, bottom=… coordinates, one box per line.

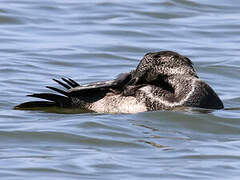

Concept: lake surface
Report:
left=1, top=0, right=240, bottom=179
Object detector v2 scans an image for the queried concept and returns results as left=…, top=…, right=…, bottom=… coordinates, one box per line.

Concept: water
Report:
left=1, top=0, right=240, bottom=179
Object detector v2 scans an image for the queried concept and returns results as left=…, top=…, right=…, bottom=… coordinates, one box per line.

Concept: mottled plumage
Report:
left=15, top=51, right=224, bottom=113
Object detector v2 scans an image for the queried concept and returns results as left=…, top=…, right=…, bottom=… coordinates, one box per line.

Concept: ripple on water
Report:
left=0, top=0, right=240, bottom=179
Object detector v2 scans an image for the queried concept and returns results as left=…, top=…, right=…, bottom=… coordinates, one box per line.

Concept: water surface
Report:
left=1, top=0, right=240, bottom=179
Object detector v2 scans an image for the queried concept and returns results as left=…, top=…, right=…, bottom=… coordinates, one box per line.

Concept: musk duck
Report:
left=15, top=51, right=224, bottom=113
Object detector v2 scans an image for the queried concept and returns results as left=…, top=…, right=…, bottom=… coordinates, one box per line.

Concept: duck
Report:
left=15, top=51, right=224, bottom=113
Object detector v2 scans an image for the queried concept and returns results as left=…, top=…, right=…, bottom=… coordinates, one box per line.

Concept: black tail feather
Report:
left=53, top=79, right=71, bottom=89
left=15, top=101, right=57, bottom=109
left=61, top=78, right=79, bottom=88
left=28, top=93, right=68, bottom=103
left=68, top=78, right=80, bottom=87
left=27, top=93, right=71, bottom=107
left=15, top=77, right=81, bottom=109
left=46, top=86, right=69, bottom=96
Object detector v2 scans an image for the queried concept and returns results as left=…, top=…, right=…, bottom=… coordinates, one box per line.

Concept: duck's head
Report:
left=131, top=51, right=198, bottom=84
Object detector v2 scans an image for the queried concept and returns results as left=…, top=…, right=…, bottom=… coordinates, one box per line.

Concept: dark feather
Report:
left=53, top=79, right=71, bottom=89
left=14, top=101, right=56, bottom=109
left=46, top=86, right=69, bottom=96
left=68, top=78, right=80, bottom=87
left=61, top=78, right=78, bottom=88
left=28, top=93, right=71, bottom=107
left=28, top=93, right=68, bottom=103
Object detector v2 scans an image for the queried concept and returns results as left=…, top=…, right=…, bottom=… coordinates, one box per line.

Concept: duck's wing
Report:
left=68, top=72, right=132, bottom=96
left=47, top=72, right=132, bottom=97
left=68, top=80, right=116, bottom=96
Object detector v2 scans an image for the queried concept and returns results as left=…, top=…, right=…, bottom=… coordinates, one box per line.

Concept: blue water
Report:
left=1, top=0, right=240, bottom=179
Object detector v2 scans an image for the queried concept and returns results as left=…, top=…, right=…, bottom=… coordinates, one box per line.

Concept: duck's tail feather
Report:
left=15, top=92, right=72, bottom=109
left=15, top=78, right=78, bottom=109
left=14, top=101, right=57, bottom=109
left=28, top=93, right=70, bottom=106
left=53, top=79, right=71, bottom=89
left=46, top=86, right=69, bottom=96
left=60, top=78, right=80, bottom=88
left=53, top=78, right=80, bottom=89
